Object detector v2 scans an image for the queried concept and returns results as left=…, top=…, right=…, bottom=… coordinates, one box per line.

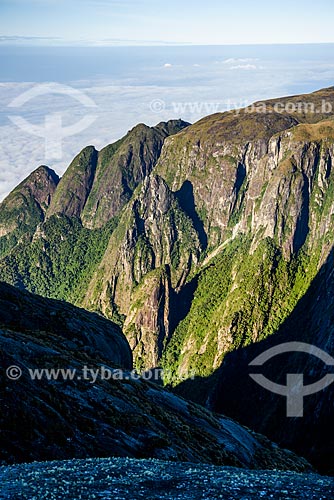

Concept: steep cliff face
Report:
left=83, top=174, right=202, bottom=368
left=1, top=88, right=334, bottom=472
left=156, top=91, right=334, bottom=256
left=45, top=119, right=189, bottom=228
left=123, top=266, right=171, bottom=370
left=47, top=146, right=98, bottom=219
left=0, top=165, right=59, bottom=257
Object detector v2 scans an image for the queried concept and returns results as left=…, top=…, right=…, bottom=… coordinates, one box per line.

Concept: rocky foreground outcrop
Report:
left=1, top=458, right=333, bottom=500
left=0, top=282, right=311, bottom=471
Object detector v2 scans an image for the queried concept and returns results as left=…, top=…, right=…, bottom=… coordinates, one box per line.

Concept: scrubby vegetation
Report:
left=0, top=215, right=117, bottom=305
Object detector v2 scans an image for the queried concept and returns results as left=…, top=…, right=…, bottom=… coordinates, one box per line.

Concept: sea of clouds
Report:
left=0, top=44, right=334, bottom=200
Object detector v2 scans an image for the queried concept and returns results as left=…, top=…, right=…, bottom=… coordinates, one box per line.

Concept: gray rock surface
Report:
left=0, top=283, right=312, bottom=471
left=0, top=457, right=333, bottom=500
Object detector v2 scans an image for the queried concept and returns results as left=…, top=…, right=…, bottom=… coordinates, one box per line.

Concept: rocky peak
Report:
left=0, top=165, right=59, bottom=247
left=81, top=120, right=189, bottom=228
left=47, top=145, right=98, bottom=219
left=6, top=165, right=59, bottom=210
left=155, top=119, right=191, bottom=135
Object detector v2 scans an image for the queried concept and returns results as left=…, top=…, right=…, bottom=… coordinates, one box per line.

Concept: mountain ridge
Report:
left=47, top=119, right=190, bottom=228
left=1, top=87, right=334, bottom=472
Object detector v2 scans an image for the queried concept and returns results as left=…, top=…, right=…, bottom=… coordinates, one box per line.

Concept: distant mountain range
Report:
left=1, top=87, right=334, bottom=473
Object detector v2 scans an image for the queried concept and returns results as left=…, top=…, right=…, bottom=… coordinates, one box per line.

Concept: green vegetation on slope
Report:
left=1, top=90, right=334, bottom=385
left=0, top=215, right=117, bottom=305
left=162, top=234, right=322, bottom=383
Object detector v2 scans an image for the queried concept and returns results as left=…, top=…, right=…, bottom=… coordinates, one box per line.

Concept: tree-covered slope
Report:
left=1, top=88, right=334, bottom=472
left=204, top=247, right=334, bottom=474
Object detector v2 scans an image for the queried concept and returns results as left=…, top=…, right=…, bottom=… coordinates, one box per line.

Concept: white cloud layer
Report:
left=0, top=46, right=334, bottom=201
left=230, top=64, right=258, bottom=70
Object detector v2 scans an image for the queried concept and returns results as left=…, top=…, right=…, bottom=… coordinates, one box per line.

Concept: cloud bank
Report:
left=0, top=45, right=334, bottom=200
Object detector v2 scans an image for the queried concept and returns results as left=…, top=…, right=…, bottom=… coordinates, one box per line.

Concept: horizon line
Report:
left=1, top=37, right=334, bottom=48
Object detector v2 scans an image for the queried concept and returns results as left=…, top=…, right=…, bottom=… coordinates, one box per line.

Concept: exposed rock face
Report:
left=46, top=120, right=189, bottom=228
left=1, top=88, right=334, bottom=472
left=83, top=174, right=201, bottom=368
left=47, top=146, right=98, bottom=219
left=0, top=282, right=311, bottom=471
left=124, top=266, right=172, bottom=370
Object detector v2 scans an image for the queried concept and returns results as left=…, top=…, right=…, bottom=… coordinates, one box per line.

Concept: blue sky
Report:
left=1, top=0, right=334, bottom=45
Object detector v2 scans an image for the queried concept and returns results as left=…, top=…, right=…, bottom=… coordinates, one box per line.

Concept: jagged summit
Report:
left=2, top=164, right=59, bottom=208
left=47, top=119, right=189, bottom=228
left=0, top=164, right=59, bottom=246
left=1, top=87, right=334, bottom=472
